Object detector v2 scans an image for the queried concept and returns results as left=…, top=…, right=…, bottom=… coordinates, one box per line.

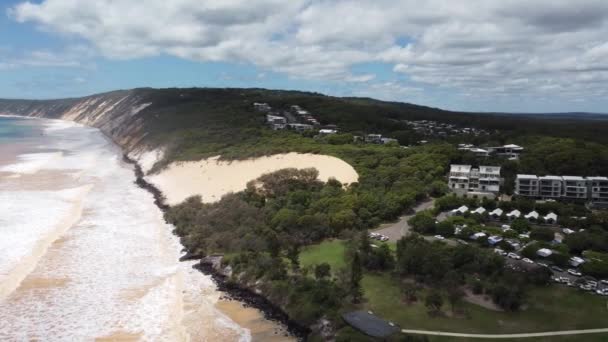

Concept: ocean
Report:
left=0, top=116, right=250, bottom=341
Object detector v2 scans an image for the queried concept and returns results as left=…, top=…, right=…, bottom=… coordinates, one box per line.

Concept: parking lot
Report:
left=503, top=254, right=608, bottom=295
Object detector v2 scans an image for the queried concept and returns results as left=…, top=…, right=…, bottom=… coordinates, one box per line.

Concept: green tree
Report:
left=425, top=290, right=444, bottom=315
left=530, top=228, right=555, bottom=242
left=511, top=218, right=530, bottom=233
left=408, top=211, right=436, bottom=234
left=314, top=263, right=332, bottom=280
left=350, top=251, right=364, bottom=303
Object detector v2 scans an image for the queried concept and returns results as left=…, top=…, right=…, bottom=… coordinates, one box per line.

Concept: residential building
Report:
left=253, top=102, right=271, bottom=112
left=448, top=164, right=501, bottom=196
left=381, top=137, right=398, bottom=145
left=506, top=209, right=521, bottom=220
left=477, top=166, right=501, bottom=193
left=544, top=212, right=558, bottom=224
left=539, top=176, right=563, bottom=198
left=365, top=134, right=383, bottom=144
left=287, top=123, right=313, bottom=132
left=515, top=174, right=608, bottom=204
left=448, top=165, right=472, bottom=191
left=319, top=129, right=338, bottom=136
left=562, top=176, right=587, bottom=199
left=487, top=144, right=524, bottom=159
left=515, top=175, right=539, bottom=197
left=489, top=208, right=503, bottom=219
left=524, top=211, right=539, bottom=221
left=588, top=176, right=608, bottom=204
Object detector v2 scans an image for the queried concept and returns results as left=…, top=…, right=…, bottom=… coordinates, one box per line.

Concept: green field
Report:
left=362, top=273, right=608, bottom=338
left=300, top=239, right=348, bottom=271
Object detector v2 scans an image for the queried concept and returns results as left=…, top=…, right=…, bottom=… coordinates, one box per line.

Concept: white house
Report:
left=488, top=144, right=524, bottom=159
left=452, top=205, right=469, bottom=215
left=543, top=212, right=558, bottom=224
left=489, top=208, right=503, bottom=219
left=506, top=209, right=521, bottom=220
left=472, top=207, right=486, bottom=215
left=524, top=211, right=539, bottom=221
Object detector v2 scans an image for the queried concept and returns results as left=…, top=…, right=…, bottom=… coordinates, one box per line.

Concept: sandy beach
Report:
left=146, top=152, right=359, bottom=205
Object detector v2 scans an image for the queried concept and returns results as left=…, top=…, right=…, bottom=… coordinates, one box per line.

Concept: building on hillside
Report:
left=539, top=176, right=563, bottom=198
left=365, top=134, right=383, bottom=144
left=487, top=144, right=524, bottom=159
left=381, top=137, right=398, bottom=145
left=448, top=164, right=501, bottom=197
left=588, top=177, right=608, bottom=205
left=515, top=175, right=539, bottom=197
left=319, top=129, right=338, bottom=136
left=254, top=102, right=271, bottom=112
left=287, top=123, right=313, bottom=132
left=515, top=174, right=608, bottom=204
left=562, top=176, right=587, bottom=199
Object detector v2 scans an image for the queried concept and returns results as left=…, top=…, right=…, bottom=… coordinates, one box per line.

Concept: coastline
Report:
left=122, top=154, right=308, bottom=341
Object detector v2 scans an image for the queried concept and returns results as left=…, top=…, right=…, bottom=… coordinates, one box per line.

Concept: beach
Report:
left=0, top=117, right=265, bottom=341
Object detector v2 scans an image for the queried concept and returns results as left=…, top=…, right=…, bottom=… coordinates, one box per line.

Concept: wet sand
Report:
left=217, top=299, right=295, bottom=342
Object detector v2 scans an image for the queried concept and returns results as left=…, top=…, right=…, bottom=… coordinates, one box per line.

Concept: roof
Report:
left=490, top=208, right=503, bottom=216
left=342, top=311, right=399, bottom=338
left=540, top=175, right=563, bottom=181
left=473, top=207, right=486, bottom=214
left=562, top=176, right=585, bottom=181
left=452, top=205, right=469, bottom=214
left=507, top=209, right=521, bottom=217
left=524, top=211, right=539, bottom=219
left=587, top=176, right=608, bottom=181
left=503, top=144, right=524, bottom=149
left=544, top=212, right=558, bottom=220
left=479, top=166, right=501, bottom=174
left=450, top=164, right=471, bottom=173
left=517, top=174, right=538, bottom=180
left=537, top=248, right=553, bottom=257
left=319, top=129, right=337, bottom=134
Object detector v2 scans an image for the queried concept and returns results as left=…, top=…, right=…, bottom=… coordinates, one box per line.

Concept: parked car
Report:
left=567, top=269, right=582, bottom=277
left=507, top=252, right=521, bottom=260
left=537, top=262, right=549, bottom=268
left=522, top=258, right=534, bottom=264
left=434, top=235, right=445, bottom=240
left=551, top=266, right=564, bottom=272
left=494, top=248, right=507, bottom=256
left=600, top=279, right=608, bottom=285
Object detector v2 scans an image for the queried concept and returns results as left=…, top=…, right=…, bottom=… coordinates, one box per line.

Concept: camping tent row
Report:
left=451, top=206, right=487, bottom=215
left=487, top=208, right=558, bottom=223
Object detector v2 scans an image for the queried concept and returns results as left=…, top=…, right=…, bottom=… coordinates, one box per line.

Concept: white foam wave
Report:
left=0, top=152, right=62, bottom=174
left=0, top=118, right=249, bottom=341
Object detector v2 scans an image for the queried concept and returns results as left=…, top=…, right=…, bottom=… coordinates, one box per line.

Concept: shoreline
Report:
left=122, top=154, right=309, bottom=341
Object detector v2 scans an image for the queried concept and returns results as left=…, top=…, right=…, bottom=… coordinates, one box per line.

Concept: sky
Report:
left=1, top=1, right=608, bottom=113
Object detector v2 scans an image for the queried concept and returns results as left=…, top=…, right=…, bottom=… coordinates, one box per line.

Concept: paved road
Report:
left=400, top=328, right=608, bottom=339
left=372, top=199, right=435, bottom=241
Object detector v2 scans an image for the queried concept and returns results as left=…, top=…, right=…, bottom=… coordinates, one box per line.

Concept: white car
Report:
left=537, top=262, right=549, bottom=268
left=507, top=253, right=521, bottom=260
left=567, top=269, right=582, bottom=277
left=380, top=236, right=389, bottom=242
left=522, top=258, right=534, bottom=264
left=434, top=235, right=445, bottom=240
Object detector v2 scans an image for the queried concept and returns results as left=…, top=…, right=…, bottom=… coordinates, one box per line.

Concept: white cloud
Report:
left=9, top=0, right=608, bottom=103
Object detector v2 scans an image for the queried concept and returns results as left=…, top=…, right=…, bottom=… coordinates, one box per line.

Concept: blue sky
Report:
left=2, top=1, right=608, bottom=113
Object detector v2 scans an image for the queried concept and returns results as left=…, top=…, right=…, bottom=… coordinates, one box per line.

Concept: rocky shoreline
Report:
left=122, top=154, right=310, bottom=341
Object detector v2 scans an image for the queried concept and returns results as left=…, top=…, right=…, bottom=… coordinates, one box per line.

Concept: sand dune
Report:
left=146, top=152, right=359, bottom=205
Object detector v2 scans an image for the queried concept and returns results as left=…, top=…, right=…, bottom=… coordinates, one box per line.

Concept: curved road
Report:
left=400, top=328, right=608, bottom=339
left=372, top=198, right=435, bottom=241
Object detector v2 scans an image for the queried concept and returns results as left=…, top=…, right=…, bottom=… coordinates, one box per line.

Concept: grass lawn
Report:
left=362, top=273, right=608, bottom=340
left=300, top=239, right=347, bottom=271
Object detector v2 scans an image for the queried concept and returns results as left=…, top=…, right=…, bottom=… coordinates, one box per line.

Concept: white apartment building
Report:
left=449, top=164, right=501, bottom=196
left=588, top=177, right=608, bottom=204
left=515, top=174, right=608, bottom=204
left=539, top=176, right=563, bottom=198
left=562, top=176, right=588, bottom=199
left=515, top=175, right=539, bottom=197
